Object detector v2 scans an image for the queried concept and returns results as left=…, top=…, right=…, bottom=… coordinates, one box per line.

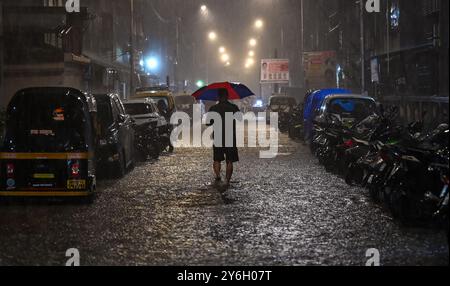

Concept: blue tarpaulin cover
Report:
left=303, top=89, right=351, bottom=141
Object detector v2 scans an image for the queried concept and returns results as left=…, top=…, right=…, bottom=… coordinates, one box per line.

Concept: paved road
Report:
left=0, top=127, right=448, bottom=266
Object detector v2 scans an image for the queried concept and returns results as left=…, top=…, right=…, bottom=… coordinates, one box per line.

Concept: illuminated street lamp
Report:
left=196, top=80, right=206, bottom=88
left=255, top=19, right=264, bottom=29
left=248, top=50, right=255, bottom=57
left=221, top=53, right=230, bottom=62
left=244, top=57, right=255, bottom=69
left=249, top=38, right=257, bottom=47
left=219, top=46, right=226, bottom=54
left=200, top=5, right=207, bottom=13
left=146, top=57, right=159, bottom=71
left=208, top=31, right=217, bottom=41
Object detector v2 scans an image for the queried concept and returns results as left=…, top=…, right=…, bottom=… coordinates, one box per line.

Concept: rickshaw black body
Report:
left=0, top=87, right=97, bottom=200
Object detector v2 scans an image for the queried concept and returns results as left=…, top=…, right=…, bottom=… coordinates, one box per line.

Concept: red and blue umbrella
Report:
left=192, top=82, right=255, bottom=101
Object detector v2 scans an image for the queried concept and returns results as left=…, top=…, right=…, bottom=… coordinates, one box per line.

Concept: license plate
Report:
left=67, top=180, right=86, bottom=190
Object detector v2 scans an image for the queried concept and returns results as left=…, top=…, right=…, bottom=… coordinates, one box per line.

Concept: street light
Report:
left=146, top=57, right=159, bottom=71
left=255, top=19, right=264, bottom=29
left=244, top=57, right=255, bottom=69
left=200, top=5, right=207, bottom=13
left=196, top=80, right=206, bottom=88
left=249, top=38, right=257, bottom=47
left=248, top=50, right=255, bottom=57
left=221, top=53, right=230, bottom=62
left=208, top=31, right=217, bottom=41
left=219, top=46, right=226, bottom=54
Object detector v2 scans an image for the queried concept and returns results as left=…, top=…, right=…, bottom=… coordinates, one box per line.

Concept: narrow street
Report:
left=0, top=127, right=448, bottom=266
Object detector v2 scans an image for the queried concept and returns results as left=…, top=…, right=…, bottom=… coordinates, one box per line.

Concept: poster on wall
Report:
left=260, top=59, right=290, bottom=84
left=303, top=51, right=337, bottom=89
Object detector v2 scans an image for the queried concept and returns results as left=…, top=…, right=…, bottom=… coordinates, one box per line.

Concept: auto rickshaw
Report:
left=0, top=87, right=97, bottom=201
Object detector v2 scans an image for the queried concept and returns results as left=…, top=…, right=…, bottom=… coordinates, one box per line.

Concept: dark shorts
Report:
left=213, top=147, right=239, bottom=163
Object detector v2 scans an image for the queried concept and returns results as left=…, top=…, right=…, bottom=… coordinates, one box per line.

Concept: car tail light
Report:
left=6, top=163, right=14, bottom=178
left=343, top=139, right=355, bottom=148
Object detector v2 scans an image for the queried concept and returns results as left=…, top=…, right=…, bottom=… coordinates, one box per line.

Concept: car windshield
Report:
left=96, top=100, right=114, bottom=132
left=3, top=92, right=90, bottom=152
left=328, top=98, right=376, bottom=119
left=124, top=103, right=153, bottom=115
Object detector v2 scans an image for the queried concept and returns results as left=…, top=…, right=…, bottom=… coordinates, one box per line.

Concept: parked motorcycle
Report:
left=288, top=104, right=304, bottom=140
left=133, top=122, right=161, bottom=160
left=385, top=125, right=449, bottom=222
left=310, top=99, right=449, bottom=239
left=424, top=149, right=449, bottom=242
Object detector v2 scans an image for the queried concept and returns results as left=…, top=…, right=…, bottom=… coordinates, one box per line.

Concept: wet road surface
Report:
left=0, top=126, right=448, bottom=266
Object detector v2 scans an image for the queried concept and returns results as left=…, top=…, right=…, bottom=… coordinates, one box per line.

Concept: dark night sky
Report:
left=143, top=0, right=302, bottom=93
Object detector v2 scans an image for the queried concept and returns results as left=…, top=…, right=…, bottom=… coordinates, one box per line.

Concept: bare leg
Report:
left=213, top=161, right=221, bottom=180
left=225, top=161, right=233, bottom=185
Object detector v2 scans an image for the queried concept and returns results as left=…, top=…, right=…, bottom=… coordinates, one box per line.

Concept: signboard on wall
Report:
left=303, top=51, right=337, bottom=89
left=260, top=59, right=290, bottom=84
left=371, top=58, right=379, bottom=83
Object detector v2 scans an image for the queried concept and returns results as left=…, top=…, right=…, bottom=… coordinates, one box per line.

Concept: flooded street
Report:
left=0, top=126, right=448, bottom=266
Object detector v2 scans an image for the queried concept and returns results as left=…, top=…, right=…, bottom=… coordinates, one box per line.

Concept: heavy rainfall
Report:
left=0, top=0, right=448, bottom=266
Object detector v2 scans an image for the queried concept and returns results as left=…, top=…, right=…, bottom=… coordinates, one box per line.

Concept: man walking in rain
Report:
left=208, top=89, right=240, bottom=187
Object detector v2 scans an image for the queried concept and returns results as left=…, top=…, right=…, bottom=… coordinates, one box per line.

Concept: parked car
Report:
left=94, top=93, right=135, bottom=178
left=315, top=94, right=377, bottom=128
left=133, top=86, right=177, bottom=120
left=123, top=98, right=166, bottom=160
left=266, top=95, right=297, bottom=132
left=303, top=88, right=351, bottom=143
left=133, top=87, right=176, bottom=152
left=0, top=87, right=97, bottom=201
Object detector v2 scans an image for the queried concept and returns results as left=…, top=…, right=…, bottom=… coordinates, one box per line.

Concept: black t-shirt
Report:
left=209, top=101, right=240, bottom=148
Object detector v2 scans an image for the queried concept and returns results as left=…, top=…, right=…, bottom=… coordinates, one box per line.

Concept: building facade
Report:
left=302, top=0, right=449, bottom=125
left=0, top=0, right=147, bottom=108
left=364, top=0, right=449, bottom=125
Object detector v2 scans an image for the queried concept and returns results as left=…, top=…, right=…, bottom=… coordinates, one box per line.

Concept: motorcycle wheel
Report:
left=151, top=147, right=160, bottom=159
left=345, top=164, right=363, bottom=186
left=389, top=188, right=410, bottom=223
left=150, top=133, right=162, bottom=159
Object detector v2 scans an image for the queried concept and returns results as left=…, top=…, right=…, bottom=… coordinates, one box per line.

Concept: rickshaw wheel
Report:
left=81, top=193, right=95, bottom=204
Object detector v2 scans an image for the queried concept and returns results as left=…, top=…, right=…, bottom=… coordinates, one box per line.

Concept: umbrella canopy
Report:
left=192, top=82, right=255, bottom=101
